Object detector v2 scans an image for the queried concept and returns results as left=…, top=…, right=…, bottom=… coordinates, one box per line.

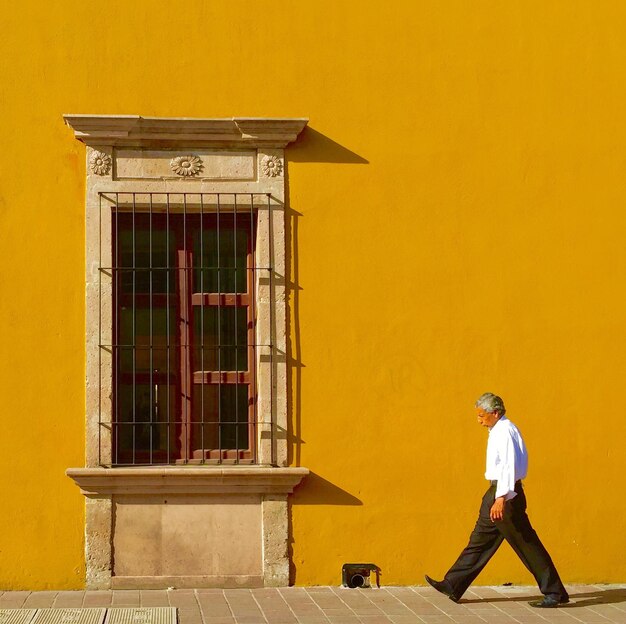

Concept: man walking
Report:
left=425, top=393, right=569, bottom=608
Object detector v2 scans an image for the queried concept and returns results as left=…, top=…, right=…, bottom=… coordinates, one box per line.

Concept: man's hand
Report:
left=490, top=496, right=506, bottom=522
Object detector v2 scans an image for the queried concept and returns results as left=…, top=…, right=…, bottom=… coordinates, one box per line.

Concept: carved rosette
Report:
left=170, top=155, right=203, bottom=177
left=261, top=155, right=283, bottom=177
left=89, top=151, right=112, bottom=176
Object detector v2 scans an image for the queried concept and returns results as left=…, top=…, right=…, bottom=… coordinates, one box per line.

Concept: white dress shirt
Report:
left=485, top=415, right=528, bottom=500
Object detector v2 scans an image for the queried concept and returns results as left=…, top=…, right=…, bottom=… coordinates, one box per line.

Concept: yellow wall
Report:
left=1, top=0, right=625, bottom=588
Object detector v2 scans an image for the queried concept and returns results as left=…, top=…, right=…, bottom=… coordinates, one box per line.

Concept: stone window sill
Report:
left=66, top=466, right=309, bottom=497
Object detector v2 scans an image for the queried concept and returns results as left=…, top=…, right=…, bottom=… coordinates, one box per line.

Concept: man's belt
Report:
left=490, top=480, right=521, bottom=486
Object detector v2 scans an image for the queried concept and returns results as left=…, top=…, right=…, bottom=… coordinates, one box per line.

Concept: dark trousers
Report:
left=444, top=482, right=568, bottom=600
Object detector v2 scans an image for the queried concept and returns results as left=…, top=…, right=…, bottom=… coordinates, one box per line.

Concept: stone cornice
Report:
left=66, top=466, right=309, bottom=497
left=63, top=115, right=309, bottom=148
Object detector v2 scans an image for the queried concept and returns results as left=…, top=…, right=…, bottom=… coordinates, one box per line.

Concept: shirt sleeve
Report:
left=495, top=431, right=518, bottom=501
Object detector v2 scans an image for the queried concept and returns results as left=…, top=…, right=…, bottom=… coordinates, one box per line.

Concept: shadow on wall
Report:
left=291, top=471, right=363, bottom=506
left=288, top=127, right=369, bottom=164
left=288, top=472, right=363, bottom=585
left=285, top=127, right=369, bottom=471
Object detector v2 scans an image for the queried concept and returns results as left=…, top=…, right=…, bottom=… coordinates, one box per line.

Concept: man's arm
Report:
left=490, top=431, right=517, bottom=521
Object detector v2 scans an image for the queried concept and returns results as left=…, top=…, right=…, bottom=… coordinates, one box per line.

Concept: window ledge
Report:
left=66, top=466, right=309, bottom=497
left=63, top=115, right=309, bottom=148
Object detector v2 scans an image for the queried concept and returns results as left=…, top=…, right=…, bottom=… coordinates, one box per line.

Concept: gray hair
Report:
left=475, top=392, right=506, bottom=416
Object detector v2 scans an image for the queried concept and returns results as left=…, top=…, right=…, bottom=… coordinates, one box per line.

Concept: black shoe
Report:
left=529, top=596, right=569, bottom=608
left=424, top=575, right=460, bottom=603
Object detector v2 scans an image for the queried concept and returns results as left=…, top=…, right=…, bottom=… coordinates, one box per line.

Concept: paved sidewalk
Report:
left=1, top=585, right=625, bottom=624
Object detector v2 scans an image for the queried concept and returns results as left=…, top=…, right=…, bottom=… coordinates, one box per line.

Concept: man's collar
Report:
left=489, top=414, right=508, bottom=432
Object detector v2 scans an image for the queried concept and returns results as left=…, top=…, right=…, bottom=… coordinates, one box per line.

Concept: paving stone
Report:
left=280, top=593, right=314, bottom=600
left=565, top=611, right=610, bottom=621
left=464, top=588, right=503, bottom=598
left=166, top=592, right=198, bottom=608
left=231, top=617, right=267, bottom=624
left=356, top=616, right=394, bottom=624
left=259, top=613, right=296, bottom=620
left=198, top=607, right=232, bottom=618
left=111, top=593, right=141, bottom=607
left=306, top=589, right=334, bottom=594
left=224, top=604, right=262, bottom=613
left=365, top=604, right=413, bottom=617
left=310, top=600, right=343, bottom=610
left=252, top=592, right=285, bottom=605
left=345, top=609, right=383, bottom=617
left=176, top=608, right=202, bottom=619
left=138, top=592, right=169, bottom=608
left=333, top=599, right=373, bottom=608
left=173, top=609, right=202, bottom=624
left=587, top=605, right=625, bottom=615
left=462, top=600, right=500, bottom=609
left=396, top=606, right=439, bottom=616
left=53, top=594, right=86, bottom=608
left=0, top=594, right=32, bottom=608
left=197, top=598, right=232, bottom=619
left=83, top=593, right=113, bottom=608
left=23, top=594, right=58, bottom=609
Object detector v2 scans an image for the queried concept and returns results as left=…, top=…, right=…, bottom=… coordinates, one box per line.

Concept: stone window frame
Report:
left=64, top=116, right=309, bottom=588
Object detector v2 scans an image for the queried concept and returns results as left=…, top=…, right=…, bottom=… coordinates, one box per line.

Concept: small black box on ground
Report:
left=342, top=563, right=380, bottom=588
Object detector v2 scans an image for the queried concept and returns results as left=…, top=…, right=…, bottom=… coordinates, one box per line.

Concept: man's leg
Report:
left=497, top=485, right=568, bottom=601
left=443, top=487, right=504, bottom=599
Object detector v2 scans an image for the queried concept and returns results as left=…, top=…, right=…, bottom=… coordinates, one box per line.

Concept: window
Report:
left=65, top=116, right=309, bottom=589
left=108, top=194, right=266, bottom=465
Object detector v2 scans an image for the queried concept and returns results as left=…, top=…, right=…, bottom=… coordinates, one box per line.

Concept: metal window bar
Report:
left=217, top=193, right=222, bottom=461
left=132, top=193, right=137, bottom=465
left=183, top=192, right=188, bottom=462
left=200, top=193, right=205, bottom=460
left=99, top=191, right=274, bottom=467
left=267, top=192, right=276, bottom=466
left=250, top=194, right=257, bottom=466
left=166, top=193, right=171, bottom=465
left=114, top=193, right=119, bottom=466
left=234, top=193, right=238, bottom=460
left=98, top=192, right=103, bottom=466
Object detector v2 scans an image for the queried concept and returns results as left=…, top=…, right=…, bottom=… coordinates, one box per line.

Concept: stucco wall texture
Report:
left=1, top=1, right=625, bottom=589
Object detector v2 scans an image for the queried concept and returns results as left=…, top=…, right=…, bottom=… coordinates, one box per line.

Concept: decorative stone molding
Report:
left=169, top=154, right=203, bottom=177
left=64, top=116, right=309, bottom=148
left=114, top=149, right=255, bottom=181
left=67, top=466, right=309, bottom=497
left=261, top=155, right=283, bottom=177
left=65, top=114, right=308, bottom=589
left=89, top=150, right=112, bottom=176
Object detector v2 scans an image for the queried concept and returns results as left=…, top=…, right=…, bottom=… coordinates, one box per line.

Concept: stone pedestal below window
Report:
left=67, top=467, right=308, bottom=589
